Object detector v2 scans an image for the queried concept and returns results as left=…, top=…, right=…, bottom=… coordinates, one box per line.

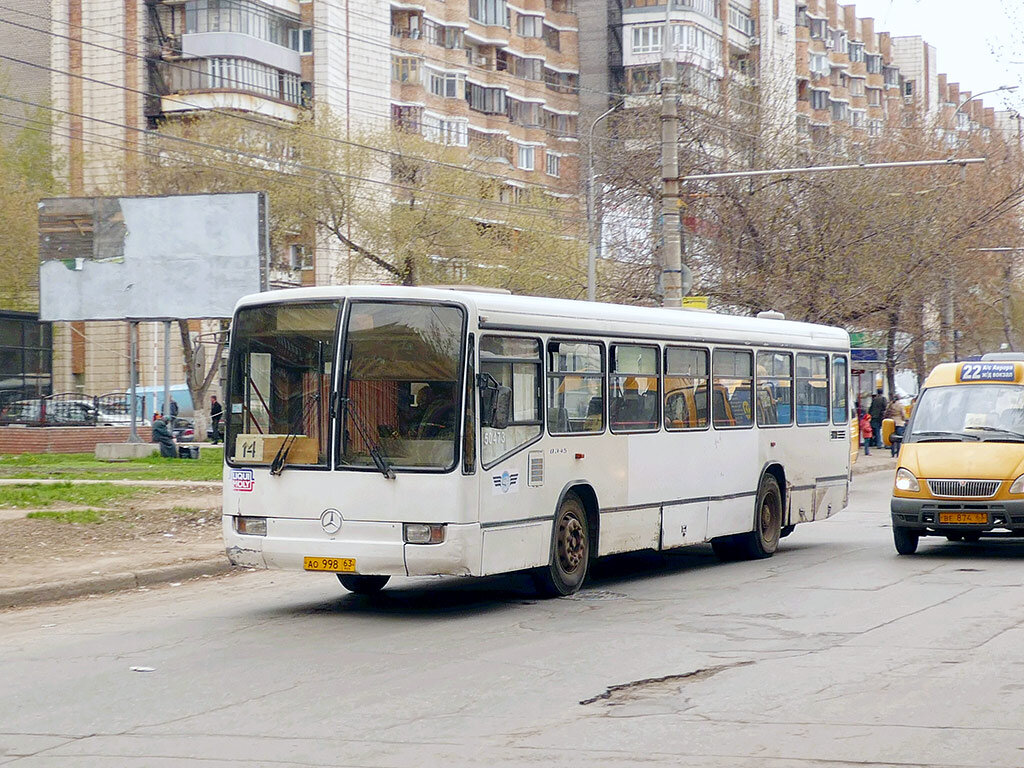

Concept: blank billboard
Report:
left=38, top=192, right=267, bottom=321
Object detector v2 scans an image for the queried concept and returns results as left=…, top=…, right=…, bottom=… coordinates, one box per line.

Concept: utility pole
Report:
left=659, top=1, right=685, bottom=308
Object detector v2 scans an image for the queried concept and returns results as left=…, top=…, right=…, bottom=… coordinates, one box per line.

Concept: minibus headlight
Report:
left=404, top=523, right=446, bottom=544
left=1010, top=475, right=1024, bottom=494
left=895, top=468, right=920, bottom=493
left=235, top=516, right=267, bottom=536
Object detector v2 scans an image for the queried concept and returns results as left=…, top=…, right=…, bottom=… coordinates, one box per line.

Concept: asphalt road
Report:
left=4, top=470, right=1024, bottom=767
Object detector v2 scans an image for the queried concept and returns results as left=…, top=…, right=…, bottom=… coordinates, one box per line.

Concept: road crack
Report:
left=579, top=660, right=755, bottom=705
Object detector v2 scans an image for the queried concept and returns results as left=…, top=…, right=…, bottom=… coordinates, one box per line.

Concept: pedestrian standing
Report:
left=210, top=395, right=223, bottom=445
left=169, top=398, right=179, bottom=418
left=885, top=399, right=906, bottom=457
left=859, top=411, right=873, bottom=455
left=868, top=388, right=887, bottom=448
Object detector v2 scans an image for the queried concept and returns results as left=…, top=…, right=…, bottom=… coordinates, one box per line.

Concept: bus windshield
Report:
left=339, top=302, right=465, bottom=471
left=910, top=384, right=1024, bottom=441
left=227, top=301, right=341, bottom=467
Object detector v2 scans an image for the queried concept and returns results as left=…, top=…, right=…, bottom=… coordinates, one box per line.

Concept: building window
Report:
left=289, top=27, right=312, bottom=54
left=0, top=313, right=52, bottom=410
left=883, top=65, right=900, bottom=88
left=206, top=57, right=302, bottom=104
left=808, top=17, right=827, bottom=40
left=423, top=114, right=469, bottom=146
left=868, top=118, right=883, bottom=137
left=830, top=29, right=847, bottom=54
left=850, top=77, right=865, bottom=97
left=851, top=109, right=865, bottom=127
left=516, top=144, right=535, bottom=170
left=545, top=152, right=560, bottom=177
left=288, top=244, right=312, bottom=270
left=427, top=69, right=463, bottom=98
left=507, top=98, right=540, bottom=127
left=469, top=0, right=509, bottom=26
left=810, top=88, right=829, bottom=110
left=185, top=0, right=300, bottom=49
left=728, top=4, right=755, bottom=36
left=391, top=104, right=422, bottom=132
left=544, top=68, right=579, bottom=94
left=632, top=25, right=662, bottom=54
left=809, top=52, right=829, bottom=77
left=517, top=13, right=543, bottom=37
left=867, top=87, right=882, bottom=106
left=542, top=23, right=560, bottom=50
left=391, top=55, right=420, bottom=83
left=866, top=53, right=882, bottom=74
left=467, top=83, right=507, bottom=113
left=903, top=80, right=914, bottom=97
left=848, top=41, right=864, bottom=62
left=674, top=0, right=719, bottom=17
left=830, top=99, right=847, bottom=122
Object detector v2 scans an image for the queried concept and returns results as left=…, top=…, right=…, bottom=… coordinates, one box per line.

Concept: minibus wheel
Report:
left=534, top=492, right=590, bottom=597
left=893, top=526, right=919, bottom=555
left=337, top=574, right=390, bottom=594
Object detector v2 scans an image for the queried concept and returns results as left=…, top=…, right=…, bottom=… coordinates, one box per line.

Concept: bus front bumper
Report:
left=890, top=496, right=1024, bottom=532
left=223, top=516, right=480, bottom=577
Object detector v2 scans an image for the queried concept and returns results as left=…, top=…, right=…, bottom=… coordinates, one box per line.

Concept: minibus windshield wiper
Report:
left=910, top=430, right=980, bottom=442
left=341, top=396, right=396, bottom=480
left=965, top=425, right=1024, bottom=441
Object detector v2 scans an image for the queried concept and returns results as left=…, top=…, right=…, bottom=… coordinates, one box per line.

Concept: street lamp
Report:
left=586, top=101, right=622, bottom=302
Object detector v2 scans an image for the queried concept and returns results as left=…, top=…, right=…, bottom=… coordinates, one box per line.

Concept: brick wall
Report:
left=0, top=426, right=155, bottom=454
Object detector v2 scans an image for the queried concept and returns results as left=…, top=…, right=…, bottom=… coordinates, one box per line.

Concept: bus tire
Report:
left=732, top=474, right=783, bottom=560
left=337, top=574, right=390, bottom=594
left=893, top=526, right=919, bottom=555
left=533, top=492, right=590, bottom=597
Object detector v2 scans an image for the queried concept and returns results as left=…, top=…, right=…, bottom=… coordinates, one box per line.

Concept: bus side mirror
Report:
left=478, top=373, right=512, bottom=430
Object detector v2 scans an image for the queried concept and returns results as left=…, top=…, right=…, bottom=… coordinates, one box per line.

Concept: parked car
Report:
left=0, top=398, right=150, bottom=426
left=169, top=416, right=195, bottom=442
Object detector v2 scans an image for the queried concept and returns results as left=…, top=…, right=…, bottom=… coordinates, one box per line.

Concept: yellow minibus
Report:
left=891, top=359, right=1024, bottom=554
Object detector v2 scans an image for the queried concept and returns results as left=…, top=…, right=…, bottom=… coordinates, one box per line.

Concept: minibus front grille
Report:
left=926, top=479, right=1000, bottom=499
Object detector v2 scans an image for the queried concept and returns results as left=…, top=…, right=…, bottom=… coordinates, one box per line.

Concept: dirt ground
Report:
left=0, top=486, right=225, bottom=590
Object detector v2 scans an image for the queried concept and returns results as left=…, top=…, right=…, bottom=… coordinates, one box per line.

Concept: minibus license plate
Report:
left=938, top=512, right=987, bottom=525
left=303, top=557, right=356, bottom=572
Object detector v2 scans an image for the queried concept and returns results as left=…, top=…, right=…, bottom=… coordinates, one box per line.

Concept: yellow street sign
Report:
left=682, top=296, right=709, bottom=309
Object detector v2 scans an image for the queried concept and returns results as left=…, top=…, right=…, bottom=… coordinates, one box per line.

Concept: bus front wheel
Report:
left=337, top=574, right=390, bottom=594
left=534, top=492, right=590, bottom=597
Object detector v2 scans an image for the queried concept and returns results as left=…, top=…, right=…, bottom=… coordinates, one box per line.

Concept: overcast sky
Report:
left=850, top=0, right=1022, bottom=111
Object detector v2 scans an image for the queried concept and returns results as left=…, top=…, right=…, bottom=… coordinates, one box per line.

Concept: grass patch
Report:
left=26, top=509, right=111, bottom=524
left=0, top=447, right=223, bottom=481
left=0, top=482, right=145, bottom=509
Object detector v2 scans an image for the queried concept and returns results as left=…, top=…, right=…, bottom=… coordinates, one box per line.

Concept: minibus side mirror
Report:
left=478, top=374, right=512, bottom=430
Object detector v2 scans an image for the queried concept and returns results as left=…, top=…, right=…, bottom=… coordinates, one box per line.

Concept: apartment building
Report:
left=389, top=0, right=581, bottom=196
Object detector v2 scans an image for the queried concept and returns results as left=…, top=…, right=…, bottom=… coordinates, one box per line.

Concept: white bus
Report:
left=222, top=286, right=851, bottom=596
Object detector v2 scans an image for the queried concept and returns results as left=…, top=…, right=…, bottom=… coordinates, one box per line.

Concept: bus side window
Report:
left=713, top=349, right=753, bottom=428
left=547, top=341, right=604, bottom=435
left=479, top=336, right=543, bottom=467
left=664, top=346, right=709, bottom=430
left=756, top=351, right=793, bottom=427
left=832, top=356, right=849, bottom=424
left=610, top=344, right=659, bottom=432
left=796, top=353, right=830, bottom=425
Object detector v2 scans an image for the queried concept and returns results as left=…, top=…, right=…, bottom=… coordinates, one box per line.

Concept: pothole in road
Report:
left=565, top=589, right=627, bottom=601
left=580, top=660, right=755, bottom=706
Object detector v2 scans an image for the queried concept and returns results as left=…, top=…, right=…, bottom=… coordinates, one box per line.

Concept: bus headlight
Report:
left=895, top=468, right=920, bottom=493
left=404, top=523, right=446, bottom=544
left=235, top=516, right=267, bottom=536
left=1010, top=475, right=1024, bottom=494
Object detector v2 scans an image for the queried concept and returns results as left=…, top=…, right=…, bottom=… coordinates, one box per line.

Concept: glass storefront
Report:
left=0, top=312, right=52, bottom=410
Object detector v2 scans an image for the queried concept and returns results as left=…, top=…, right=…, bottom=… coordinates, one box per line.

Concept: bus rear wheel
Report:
left=534, top=492, right=590, bottom=597
left=732, top=475, right=783, bottom=560
left=337, top=574, right=390, bottom=594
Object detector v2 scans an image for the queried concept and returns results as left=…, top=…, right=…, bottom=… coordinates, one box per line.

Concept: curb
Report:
left=0, top=557, right=235, bottom=610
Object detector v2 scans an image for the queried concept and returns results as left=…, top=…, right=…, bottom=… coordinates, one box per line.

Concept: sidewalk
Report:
left=0, top=479, right=231, bottom=610
left=851, top=450, right=898, bottom=476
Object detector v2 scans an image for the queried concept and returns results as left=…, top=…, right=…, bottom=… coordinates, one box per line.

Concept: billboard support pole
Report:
left=128, top=321, right=141, bottom=444
left=163, top=320, right=171, bottom=424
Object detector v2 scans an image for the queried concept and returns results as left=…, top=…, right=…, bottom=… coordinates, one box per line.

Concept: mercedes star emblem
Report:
left=320, top=508, right=343, bottom=535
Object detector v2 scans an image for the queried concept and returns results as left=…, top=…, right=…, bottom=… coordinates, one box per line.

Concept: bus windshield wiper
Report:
left=341, top=396, right=396, bottom=480
left=910, top=430, right=980, bottom=442
left=270, top=393, right=320, bottom=476
left=965, top=425, right=1024, bottom=441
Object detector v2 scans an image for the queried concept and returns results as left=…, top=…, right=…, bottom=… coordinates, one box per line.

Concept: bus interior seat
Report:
left=548, top=407, right=570, bottom=433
